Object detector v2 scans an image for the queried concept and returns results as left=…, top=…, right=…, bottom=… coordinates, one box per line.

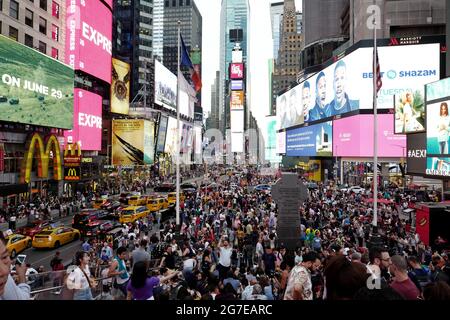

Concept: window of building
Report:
left=51, top=24, right=59, bottom=41
left=164, top=0, right=169, bottom=7
left=9, top=0, right=19, bottom=19
left=0, top=0, right=3, bottom=11
left=186, top=0, right=190, bottom=5
left=52, top=1, right=59, bottom=18
left=179, top=0, right=183, bottom=6
left=25, top=34, right=33, bottom=47
left=9, top=26, right=18, bottom=41
left=39, top=17, right=47, bottom=34
left=38, top=41, right=46, bottom=54
left=172, top=0, right=176, bottom=6
left=51, top=47, right=58, bottom=59
left=40, top=0, right=47, bottom=11
left=25, top=9, right=34, bottom=27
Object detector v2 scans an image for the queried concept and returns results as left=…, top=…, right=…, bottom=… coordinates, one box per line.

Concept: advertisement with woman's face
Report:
left=427, top=100, right=450, bottom=155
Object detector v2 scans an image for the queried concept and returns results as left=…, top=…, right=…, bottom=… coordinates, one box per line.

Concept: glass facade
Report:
left=152, top=0, right=164, bottom=62
left=270, top=2, right=283, bottom=61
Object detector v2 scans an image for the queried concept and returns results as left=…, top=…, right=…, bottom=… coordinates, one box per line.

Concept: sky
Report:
left=194, top=0, right=302, bottom=147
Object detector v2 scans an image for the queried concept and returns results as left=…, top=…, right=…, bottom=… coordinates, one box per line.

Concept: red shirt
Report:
left=390, top=278, right=420, bottom=300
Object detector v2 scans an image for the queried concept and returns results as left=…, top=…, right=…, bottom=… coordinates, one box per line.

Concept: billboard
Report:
left=112, top=120, right=155, bottom=165
left=231, top=132, right=244, bottom=153
left=156, top=115, right=168, bottom=153
left=286, top=122, right=332, bottom=157
left=407, top=133, right=427, bottom=175
left=333, top=114, right=406, bottom=157
left=180, top=123, right=193, bottom=154
left=164, top=117, right=178, bottom=155
left=426, top=157, right=450, bottom=177
left=111, top=58, right=131, bottom=115
left=276, top=84, right=303, bottom=129
left=278, top=43, right=440, bottom=130
left=426, top=77, right=450, bottom=102
left=65, top=0, right=113, bottom=83
left=230, top=63, right=244, bottom=79
left=231, top=91, right=244, bottom=110
left=426, top=99, right=450, bottom=156
left=231, top=110, right=244, bottom=133
left=194, top=126, right=202, bottom=155
left=155, top=60, right=177, bottom=112
left=0, top=35, right=73, bottom=129
left=64, top=89, right=102, bottom=151
left=179, top=91, right=189, bottom=118
left=231, top=80, right=244, bottom=91
left=266, top=117, right=282, bottom=163
left=276, top=131, right=286, bottom=155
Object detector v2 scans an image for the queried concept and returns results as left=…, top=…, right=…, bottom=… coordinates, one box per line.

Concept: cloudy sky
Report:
left=195, top=0, right=303, bottom=132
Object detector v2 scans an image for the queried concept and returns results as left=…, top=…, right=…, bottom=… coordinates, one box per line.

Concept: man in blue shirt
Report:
left=309, top=72, right=331, bottom=121
left=328, top=60, right=360, bottom=116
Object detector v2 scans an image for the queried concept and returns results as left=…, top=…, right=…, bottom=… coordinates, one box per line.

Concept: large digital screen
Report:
left=0, top=35, right=73, bottom=129
left=231, top=132, right=244, bottom=153
left=231, top=110, right=244, bottom=133
left=65, top=0, right=113, bottom=83
left=333, top=114, right=406, bottom=157
left=230, top=63, right=244, bottom=80
left=277, top=43, right=440, bottom=130
left=111, top=58, right=130, bottom=115
left=426, top=77, right=450, bottom=102
left=276, top=131, right=286, bottom=155
left=64, top=89, right=102, bottom=151
left=231, top=80, right=244, bottom=91
left=194, top=126, right=202, bottom=155
left=155, top=60, right=177, bottom=112
left=231, top=91, right=244, bottom=110
left=426, top=99, right=450, bottom=156
left=156, top=115, right=168, bottom=153
left=426, top=157, right=450, bottom=177
left=112, top=120, right=155, bottom=165
left=179, top=90, right=189, bottom=117
left=180, top=123, right=193, bottom=154
left=265, top=117, right=281, bottom=163
left=407, top=133, right=427, bottom=175
left=164, top=117, right=178, bottom=155
left=286, top=122, right=332, bottom=157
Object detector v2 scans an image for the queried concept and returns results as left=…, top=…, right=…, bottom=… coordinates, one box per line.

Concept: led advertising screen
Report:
left=64, top=89, right=102, bottom=151
left=111, top=58, right=130, bottom=115
left=426, top=157, right=450, bottom=177
left=231, top=110, right=244, bottom=133
left=156, top=115, right=168, bottom=153
left=426, top=99, right=450, bottom=155
left=230, top=63, right=244, bottom=80
left=265, top=117, right=282, bottom=163
left=276, top=84, right=303, bottom=129
left=155, top=60, right=177, bottom=112
left=407, top=133, right=427, bottom=175
left=112, top=120, right=155, bottom=165
left=426, top=77, right=450, bottom=102
left=333, top=114, right=406, bottom=157
left=194, top=126, right=202, bottom=155
left=231, top=80, right=244, bottom=91
left=276, top=131, right=286, bottom=155
left=278, top=43, right=440, bottom=130
left=286, top=121, right=333, bottom=157
left=179, top=91, right=189, bottom=118
left=231, top=91, right=244, bottom=110
left=0, top=35, right=73, bottom=129
left=180, top=123, right=193, bottom=154
left=164, top=117, right=178, bottom=155
left=65, top=0, right=113, bottom=83
left=231, top=132, right=244, bottom=153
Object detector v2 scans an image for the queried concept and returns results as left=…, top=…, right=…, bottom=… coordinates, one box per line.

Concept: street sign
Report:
left=271, top=173, right=309, bottom=251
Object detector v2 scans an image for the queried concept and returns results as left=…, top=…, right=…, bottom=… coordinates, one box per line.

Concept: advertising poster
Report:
left=426, top=157, right=450, bottom=177
left=112, top=119, right=154, bottom=165
left=286, top=122, right=332, bottom=157
left=155, top=60, right=177, bottom=112
left=64, top=89, right=102, bottom=151
left=231, top=91, right=244, bottom=110
left=156, top=115, right=168, bottom=153
left=333, top=114, right=406, bottom=157
left=265, top=117, right=282, bottom=163
left=194, top=126, right=202, bottom=155
left=276, top=131, right=286, bottom=155
left=164, top=117, right=178, bottom=155
left=277, top=43, right=440, bottom=130
left=407, top=133, right=427, bottom=175
left=230, top=63, right=244, bottom=80
left=111, top=58, right=131, bottom=115
left=426, top=77, right=450, bottom=102
left=180, top=123, right=193, bottom=154
left=65, top=0, right=113, bottom=83
left=179, top=90, right=189, bottom=117
left=231, top=80, right=244, bottom=91
left=0, top=35, right=73, bottom=128
left=426, top=99, right=450, bottom=155
left=231, top=110, right=244, bottom=133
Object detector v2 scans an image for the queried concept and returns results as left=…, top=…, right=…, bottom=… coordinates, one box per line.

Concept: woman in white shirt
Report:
left=67, top=251, right=94, bottom=300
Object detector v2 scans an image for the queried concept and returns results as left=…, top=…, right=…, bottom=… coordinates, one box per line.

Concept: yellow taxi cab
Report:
left=5, top=234, right=32, bottom=258
left=32, top=226, right=81, bottom=249
left=92, top=198, right=108, bottom=209
left=119, top=206, right=150, bottom=224
left=147, top=198, right=169, bottom=212
left=167, top=192, right=185, bottom=206
left=128, top=195, right=148, bottom=206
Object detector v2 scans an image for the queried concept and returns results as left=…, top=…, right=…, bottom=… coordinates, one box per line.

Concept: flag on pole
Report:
left=180, top=34, right=202, bottom=92
left=374, top=47, right=382, bottom=96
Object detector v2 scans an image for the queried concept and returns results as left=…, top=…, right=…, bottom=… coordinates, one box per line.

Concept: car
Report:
left=5, top=234, right=32, bottom=258
left=92, top=198, right=108, bottom=209
left=79, top=220, right=121, bottom=240
left=119, top=206, right=150, bottom=224
left=147, top=198, right=169, bottom=212
left=167, top=192, right=186, bottom=206
left=16, top=220, right=54, bottom=239
left=180, top=182, right=197, bottom=190
left=100, top=200, right=122, bottom=212
left=72, top=210, right=110, bottom=229
left=32, top=227, right=80, bottom=249
left=119, top=192, right=131, bottom=204
left=254, top=184, right=271, bottom=192
left=128, top=195, right=148, bottom=206
left=154, top=183, right=176, bottom=192
left=347, top=186, right=365, bottom=194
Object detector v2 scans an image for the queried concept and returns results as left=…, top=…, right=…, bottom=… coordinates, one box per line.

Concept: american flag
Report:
left=374, top=47, right=382, bottom=96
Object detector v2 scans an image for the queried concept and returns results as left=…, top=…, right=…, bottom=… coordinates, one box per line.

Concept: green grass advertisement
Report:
left=0, top=35, right=74, bottom=129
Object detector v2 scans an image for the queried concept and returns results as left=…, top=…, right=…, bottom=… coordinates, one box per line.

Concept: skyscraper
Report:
left=153, top=0, right=164, bottom=62
left=270, top=2, right=284, bottom=61
left=219, top=0, right=248, bottom=134
left=113, top=0, right=154, bottom=105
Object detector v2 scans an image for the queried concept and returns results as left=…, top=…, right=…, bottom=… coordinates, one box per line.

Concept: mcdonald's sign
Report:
left=64, top=142, right=82, bottom=167
left=20, top=133, right=63, bottom=183
left=64, top=167, right=81, bottom=181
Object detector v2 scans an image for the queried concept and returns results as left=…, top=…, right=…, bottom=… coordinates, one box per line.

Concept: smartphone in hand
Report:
left=16, top=254, right=26, bottom=266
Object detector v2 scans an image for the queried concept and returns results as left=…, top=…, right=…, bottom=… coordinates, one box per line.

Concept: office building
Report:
left=153, top=0, right=164, bottom=62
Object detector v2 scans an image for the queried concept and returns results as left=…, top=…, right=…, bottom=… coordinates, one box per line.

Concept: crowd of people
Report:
left=1, top=165, right=450, bottom=301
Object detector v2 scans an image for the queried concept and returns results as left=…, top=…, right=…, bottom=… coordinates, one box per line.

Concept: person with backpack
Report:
left=66, top=251, right=96, bottom=300
left=108, top=247, right=130, bottom=299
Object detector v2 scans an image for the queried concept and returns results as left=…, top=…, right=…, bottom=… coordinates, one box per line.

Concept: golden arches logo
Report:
left=67, top=168, right=77, bottom=176
left=64, top=141, right=82, bottom=157
left=20, top=133, right=63, bottom=183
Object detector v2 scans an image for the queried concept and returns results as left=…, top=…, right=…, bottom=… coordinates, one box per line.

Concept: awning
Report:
left=0, top=183, right=29, bottom=197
